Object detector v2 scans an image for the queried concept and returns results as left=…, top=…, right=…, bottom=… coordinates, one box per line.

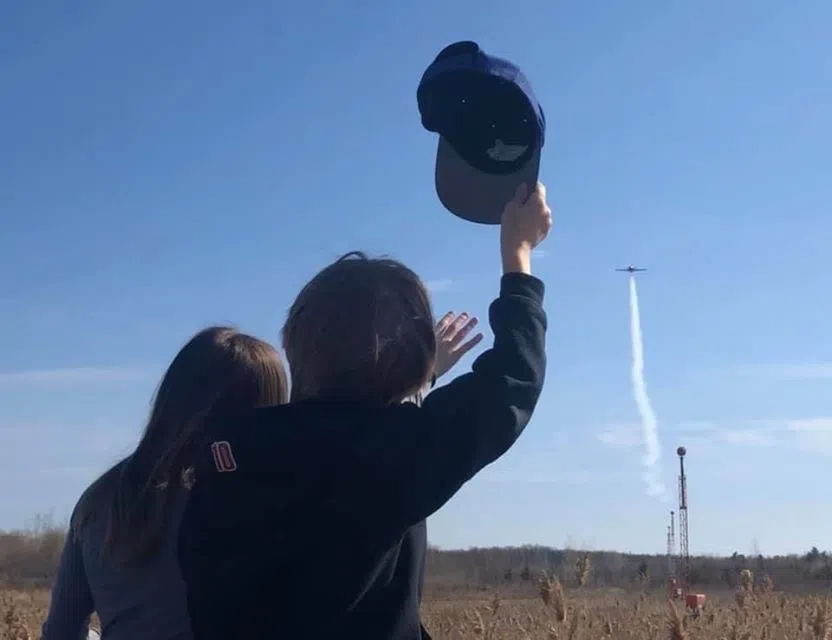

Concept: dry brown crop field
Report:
left=421, top=585, right=831, bottom=639
left=1, top=580, right=830, bottom=640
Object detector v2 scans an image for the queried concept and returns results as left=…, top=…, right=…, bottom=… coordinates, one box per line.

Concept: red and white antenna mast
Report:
left=677, top=446, right=690, bottom=596
left=668, top=510, right=676, bottom=577
left=666, top=509, right=681, bottom=599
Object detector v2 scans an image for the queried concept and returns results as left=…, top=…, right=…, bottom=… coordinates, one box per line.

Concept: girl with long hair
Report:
left=42, top=326, right=288, bottom=640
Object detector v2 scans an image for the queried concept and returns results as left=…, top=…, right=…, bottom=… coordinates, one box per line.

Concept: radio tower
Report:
left=668, top=510, right=676, bottom=577
left=666, top=510, right=680, bottom=598
left=677, top=446, right=690, bottom=596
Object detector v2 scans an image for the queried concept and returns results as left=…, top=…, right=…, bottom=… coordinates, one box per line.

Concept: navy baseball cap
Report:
left=418, top=41, right=545, bottom=225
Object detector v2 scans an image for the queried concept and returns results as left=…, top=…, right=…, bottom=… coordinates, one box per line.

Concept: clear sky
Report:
left=1, top=0, right=830, bottom=556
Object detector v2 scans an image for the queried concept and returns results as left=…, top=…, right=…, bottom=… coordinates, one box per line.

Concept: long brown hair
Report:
left=283, top=251, right=436, bottom=406
left=73, top=326, right=288, bottom=566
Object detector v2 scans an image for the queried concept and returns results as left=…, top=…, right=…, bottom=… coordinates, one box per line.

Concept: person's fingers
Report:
left=436, top=312, right=454, bottom=334
left=447, top=316, right=478, bottom=348
left=525, top=182, right=546, bottom=211
left=445, top=313, right=471, bottom=341
left=452, top=332, right=484, bottom=359
left=435, top=311, right=454, bottom=336
left=511, top=182, right=528, bottom=205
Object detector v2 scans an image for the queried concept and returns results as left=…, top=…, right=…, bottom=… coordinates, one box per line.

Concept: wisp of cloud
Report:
left=627, top=276, right=666, bottom=499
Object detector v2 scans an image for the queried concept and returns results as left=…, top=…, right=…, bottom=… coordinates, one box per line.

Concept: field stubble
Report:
left=1, top=578, right=830, bottom=639
left=421, top=576, right=831, bottom=640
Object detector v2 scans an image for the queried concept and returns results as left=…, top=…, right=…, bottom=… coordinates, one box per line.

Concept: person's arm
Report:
left=387, top=271, right=545, bottom=524
left=41, top=530, right=94, bottom=640
left=353, top=182, right=551, bottom=532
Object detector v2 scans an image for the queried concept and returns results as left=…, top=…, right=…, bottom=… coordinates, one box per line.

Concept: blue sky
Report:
left=1, top=0, right=831, bottom=556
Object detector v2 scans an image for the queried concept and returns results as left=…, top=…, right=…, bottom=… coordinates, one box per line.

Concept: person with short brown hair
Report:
left=178, top=182, right=552, bottom=639
left=283, top=251, right=437, bottom=406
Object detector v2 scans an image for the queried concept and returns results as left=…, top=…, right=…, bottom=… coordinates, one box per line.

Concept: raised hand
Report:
left=500, top=181, right=552, bottom=275
left=433, top=311, right=484, bottom=380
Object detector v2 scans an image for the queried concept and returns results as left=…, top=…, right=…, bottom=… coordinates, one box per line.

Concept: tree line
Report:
left=425, top=544, right=832, bottom=593
left=1, top=523, right=829, bottom=593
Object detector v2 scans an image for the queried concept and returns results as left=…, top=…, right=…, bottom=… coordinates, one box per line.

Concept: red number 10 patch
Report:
left=210, top=440, right=237, bottom=472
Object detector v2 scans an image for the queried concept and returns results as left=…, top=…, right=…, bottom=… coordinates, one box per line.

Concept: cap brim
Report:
left=434, top=136, right=541, bottom=225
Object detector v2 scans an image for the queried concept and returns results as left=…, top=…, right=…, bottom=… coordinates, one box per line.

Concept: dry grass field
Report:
left=421, top=585, right=830, bottom=639
left=1, top=578, right=829, bottom=639
left=3, top=523, right=831, bottom=638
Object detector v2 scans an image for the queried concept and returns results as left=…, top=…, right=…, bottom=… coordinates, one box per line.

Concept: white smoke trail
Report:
left=627, top=275, right=666, bottom=499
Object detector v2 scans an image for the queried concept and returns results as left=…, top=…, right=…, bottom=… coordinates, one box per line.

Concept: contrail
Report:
left=627, top=275, right=666, bottom=499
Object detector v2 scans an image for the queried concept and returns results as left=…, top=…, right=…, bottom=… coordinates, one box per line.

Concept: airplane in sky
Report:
left=615, top=265, right=647, bottom=273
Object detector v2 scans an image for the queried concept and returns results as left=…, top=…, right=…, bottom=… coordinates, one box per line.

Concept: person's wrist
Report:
left=500, top=243, right=532, bottom=275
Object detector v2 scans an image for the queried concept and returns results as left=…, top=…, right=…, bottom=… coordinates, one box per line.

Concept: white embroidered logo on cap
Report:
left=486, top=139, right=528, bottom=162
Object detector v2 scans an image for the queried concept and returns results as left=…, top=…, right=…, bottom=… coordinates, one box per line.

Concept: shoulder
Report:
left=70, top=458, right=128, bottom=536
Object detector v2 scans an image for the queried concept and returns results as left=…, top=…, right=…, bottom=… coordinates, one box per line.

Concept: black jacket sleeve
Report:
left=41, top=527, right=94, bottom=640
left=370, top=272, right=547, bottom=530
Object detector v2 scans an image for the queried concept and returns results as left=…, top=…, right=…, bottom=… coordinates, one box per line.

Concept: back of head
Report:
left=283, top=251, right=436, bottom=406
left=74, top=326, right=288, bottom=566
left=138, top=326, right=288, bottom=472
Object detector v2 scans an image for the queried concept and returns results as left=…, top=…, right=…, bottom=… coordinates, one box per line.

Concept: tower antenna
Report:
left=677, top=446, right=690, bottom=594
left=667, top=510, right=680, bottom=598
left=677, top=446, right=706, bottom=615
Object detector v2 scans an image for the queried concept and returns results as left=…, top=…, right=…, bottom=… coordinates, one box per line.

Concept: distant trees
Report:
left=636, top=560, right=649, bottom=584
left=574, top=553, right=591, bottom=588
left=424, top=544, right=832, bottom=593
left=0, top=521, right=830, bottom=594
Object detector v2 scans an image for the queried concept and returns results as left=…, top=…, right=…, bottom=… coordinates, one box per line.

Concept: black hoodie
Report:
left=177, top=272, right=547, bottom=639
